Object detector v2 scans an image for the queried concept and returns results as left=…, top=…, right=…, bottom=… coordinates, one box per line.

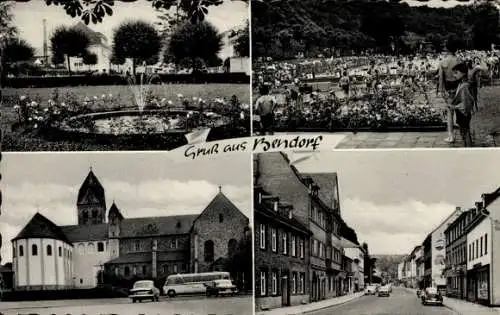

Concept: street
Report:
left=0, top=294, right=252, bottom=315
left=308, top=288, right=456, bottom=315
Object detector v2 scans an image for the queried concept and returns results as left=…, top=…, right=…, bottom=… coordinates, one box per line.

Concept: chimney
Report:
left=475, top=202, right=482, bottom=212
left=456, top=206, right=461, bottom=213
left=482, top=194, right=487, bottom=209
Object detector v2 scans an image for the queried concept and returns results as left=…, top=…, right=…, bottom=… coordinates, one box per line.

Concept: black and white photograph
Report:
left=253, top=150, right=500, bottom=315
left=0, top=152, right=252, bottom=315
left=0, top=0, right=250, bottom=151
left=252, top=0, right=500, bottom=148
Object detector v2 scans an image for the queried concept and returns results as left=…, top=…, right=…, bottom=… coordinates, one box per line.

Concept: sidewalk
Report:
left=402, top=287, right=500, bottom=314
left=256, top=292, right=364, bottom=315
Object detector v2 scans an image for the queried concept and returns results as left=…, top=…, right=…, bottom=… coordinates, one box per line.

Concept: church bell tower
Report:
left=77, top=167, right=106, bottom=225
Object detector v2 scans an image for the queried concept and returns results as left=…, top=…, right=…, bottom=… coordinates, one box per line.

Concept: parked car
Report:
left=386, top=283, right=393, bottom=293
left=364, top=285, right=377, bottom=295
left=206, top=279, right=238, bottom=297
left=129, top=280, right=160, bottom=303
left=378, top=285, right=390, bottom=297
left=421, top=287, right=443, bottom=306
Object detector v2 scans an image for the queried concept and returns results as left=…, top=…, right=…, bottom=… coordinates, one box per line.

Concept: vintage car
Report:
left=206, top=279, right=238, bottom=297
left=378, top=285, right=390, bottom=297
left=129, top=280, right=160, bottom=303
left=364, top=285, right=377, bottom=295
left=421, top=287, right=443, bottom=306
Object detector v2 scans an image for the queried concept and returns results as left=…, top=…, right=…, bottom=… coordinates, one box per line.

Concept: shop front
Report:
left=467, top=264, right=490, bottom=306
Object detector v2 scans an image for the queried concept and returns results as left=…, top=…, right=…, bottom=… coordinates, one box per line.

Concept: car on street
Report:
left=421, top=287, right=443, bottom=306
left=364, top=285, right=377, bottom=295
left=386, top=283, right=393, bottom=293
left=206, top=279, right=238, bottom=297
left=129, top=280, right=160, bottom=303
left=378, top=285, right=390, bottom=297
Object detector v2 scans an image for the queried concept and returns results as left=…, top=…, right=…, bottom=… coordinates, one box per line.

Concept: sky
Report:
left=292, top=149, right=500, bottom=256
left=11, top=0, right=249, bottom=59
left=0, top=152, right=251, bottom=264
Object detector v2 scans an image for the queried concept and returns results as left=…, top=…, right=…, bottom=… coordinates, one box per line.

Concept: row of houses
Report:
left=253, top=153, right=371, bottom=311
left=398, top=187, right=500, bottom=307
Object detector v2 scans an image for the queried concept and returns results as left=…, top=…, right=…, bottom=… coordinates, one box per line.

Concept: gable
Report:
left=194, top=193, right=248, bottom=227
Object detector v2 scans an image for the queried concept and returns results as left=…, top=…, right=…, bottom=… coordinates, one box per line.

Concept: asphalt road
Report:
left=307, top=288, right=457, bottom=315
left=0, top=294, right=252, bottom=315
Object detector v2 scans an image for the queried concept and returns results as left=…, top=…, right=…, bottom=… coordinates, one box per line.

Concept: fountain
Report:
left=45, top=62, right=244, bottom=150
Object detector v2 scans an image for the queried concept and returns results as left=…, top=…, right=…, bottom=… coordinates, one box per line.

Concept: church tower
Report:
left=77, top=168, right=106, bottom=225
left=107, top=201, right=123, bottom=260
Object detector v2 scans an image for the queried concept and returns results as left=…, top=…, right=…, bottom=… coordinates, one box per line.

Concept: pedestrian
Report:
left=254, top=84, right=277, bottom=135
left=339, top=70, right=350, bottom=97
left=438, top=39, right=463, bottom=143
left=450, top=62, right=475, bottom=147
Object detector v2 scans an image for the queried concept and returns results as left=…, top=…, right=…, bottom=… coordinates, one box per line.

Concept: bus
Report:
left=163, top=272, right=230, bottom=297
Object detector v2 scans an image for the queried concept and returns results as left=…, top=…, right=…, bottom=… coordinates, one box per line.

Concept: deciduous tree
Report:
left=50, top=26, right=90, bottom=76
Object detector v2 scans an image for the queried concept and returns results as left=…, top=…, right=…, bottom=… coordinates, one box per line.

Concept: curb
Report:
left=301, top=294, right=364, bottom=314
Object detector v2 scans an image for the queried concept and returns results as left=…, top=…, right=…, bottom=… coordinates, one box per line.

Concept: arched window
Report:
left=78, top=244, right=85, bottom=254
left=82, top=210, right=89, bottom=223
left=124, top=266, right=130, bottom=276
left=88, top=243, right=95, bottom=253
left=32, top=244, right=38, bottom=256
left=219, top=214, right=224, bottom=223
left=47, top=245, right=52, bottom=256
left=97, top=242, right=104, bottom=252
left=204, top=240, right=214, bottom=262
left=58, top=246, right=62, bottom=257
left=228, top=239, right=238, bottom=257
left=19, top=245, right=24, bottom=257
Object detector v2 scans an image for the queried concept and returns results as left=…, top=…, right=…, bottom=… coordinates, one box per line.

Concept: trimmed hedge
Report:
left=4, top=73, right=250, bottom=88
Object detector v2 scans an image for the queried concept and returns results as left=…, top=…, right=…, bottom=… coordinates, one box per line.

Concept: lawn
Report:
left=1, top=84, right=250, bottom=151
left=471, top=86, right=500, bottom=147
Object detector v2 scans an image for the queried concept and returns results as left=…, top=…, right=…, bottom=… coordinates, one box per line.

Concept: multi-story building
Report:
left=254, top=187, right=312, bottom=310
left=342, top=254, right=353, bottom=294
left=397, top=260, right=405, bottom=285
left=444, top=206, right=468, bottom=300
left=11, top=169, right=250, bottom=291
left=408, top=245, right=421, bottom=289
left=343, top=239, right=365, bottom=292
left=253, top=152, right=356, bottom=310
left=415, top=247, right=425, bottom=290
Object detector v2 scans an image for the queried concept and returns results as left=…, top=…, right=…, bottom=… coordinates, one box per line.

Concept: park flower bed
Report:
left=266, top=90, right=445, bottom=132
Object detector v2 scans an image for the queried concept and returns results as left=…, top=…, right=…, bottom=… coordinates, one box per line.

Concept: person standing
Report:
left=450, top=62, right=475, bottom=147
left=254, top=84, right=277, bottom=135
left=438, top=39, right=463, bottom=143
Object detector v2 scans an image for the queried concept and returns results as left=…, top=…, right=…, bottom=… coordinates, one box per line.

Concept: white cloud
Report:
left=342, top=198, right=456, bottom=255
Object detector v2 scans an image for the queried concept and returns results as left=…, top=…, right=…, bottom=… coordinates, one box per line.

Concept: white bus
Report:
left=163, top=272, right=231, bottom=297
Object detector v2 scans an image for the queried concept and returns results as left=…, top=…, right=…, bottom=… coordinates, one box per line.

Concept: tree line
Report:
left=252, top=0, right=500, bottom=59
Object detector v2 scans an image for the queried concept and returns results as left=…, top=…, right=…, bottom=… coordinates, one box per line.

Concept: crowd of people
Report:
left=253, top=43, right=499, bottom=147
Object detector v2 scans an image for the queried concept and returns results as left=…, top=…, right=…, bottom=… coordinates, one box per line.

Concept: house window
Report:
left=19, top=245, right=24, bottom=257
left=476, top=239, right=479, bottom=258
left=32, top=244, right=38, bottom=256
left=173, top=264, right=178, bottom=273
left=291, top=236, right=296, bottom=257
left=271, top=271, right=278, bottom=295
left=88, top=243, right=95, bottom=253
left=98, top=242, right=105, bottom=252
left=480, top=236, right=483, bottom=256
left=124, top=266, right=130, bottom=276
left=114, top=267, right=119, bottom=276
left=58, top=246, right=62, bottom=257
left=135, top=241, right=140, bottom=252
left=292, top=273, right=297, bottom=294
left=319, top=242, right=324, bottom=258
left=133, top=266, right=138, bottom=275
left=299, top=239, right=304, bottom=258
left=469, top=244, right=472, bottom=261
left=485, top=234, right=488, bottom=255
left=204, top=240, right=214, bottom=262
left=82, top=210, right=88, bottom=224
left=142, top=265, right=147, bottom=275
left=271, top=228, right=277, bottom=252
left=282, top=233, right=287, bottom=255
left=78, top=244, right=85, bottom=254
left=47, top=245, right=52, bottom=256
left=299, top=273, right=305, bottom=293
left=163, top=265, right=168, bottom=274
left=170, top=238, right=177, bottom=249
left=260, top=224, right=266, bottom=249
left=260, top=271, right=266, bottom=296
left=219, top=214, right=224, bottom=223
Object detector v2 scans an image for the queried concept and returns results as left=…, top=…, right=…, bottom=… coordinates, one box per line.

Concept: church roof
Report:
left=13, top=213, right=72, bottom=245
left=108, top=202, right=124, bottom=220
left=120, top=215, right=198, bottom=238
left=194, top=191, right=248, bottom=225
left=77, top=169, right=105, bottom=205
left=60, top=223, right=108, bottom=243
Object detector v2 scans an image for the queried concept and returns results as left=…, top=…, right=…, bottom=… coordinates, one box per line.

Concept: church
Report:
left=11, top=169, right=250, bottom=291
